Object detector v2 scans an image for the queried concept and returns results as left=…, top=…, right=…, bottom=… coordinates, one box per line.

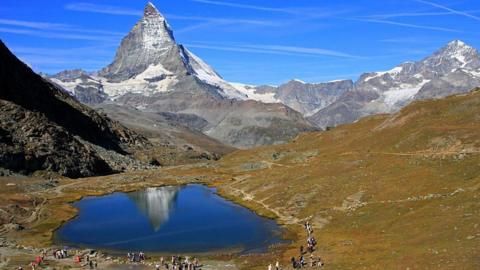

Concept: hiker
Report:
left=299, top=255, right=305, bottom=268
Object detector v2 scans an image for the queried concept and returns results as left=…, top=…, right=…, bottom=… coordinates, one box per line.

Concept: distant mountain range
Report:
left=46, top=2, right=480, bottom=145
left=229, top=40, right=480, bottom=128
left=308, top=40, right=480, bottom=128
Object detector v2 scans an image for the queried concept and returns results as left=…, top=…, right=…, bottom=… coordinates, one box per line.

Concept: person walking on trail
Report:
left=291, top=257, right=296, bottom=269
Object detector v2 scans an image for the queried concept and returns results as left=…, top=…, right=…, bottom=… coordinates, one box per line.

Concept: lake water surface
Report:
left=56, top=184, right=284, bottom=253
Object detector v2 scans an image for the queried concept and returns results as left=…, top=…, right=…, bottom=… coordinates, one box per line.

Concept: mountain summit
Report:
left=144, top=2, right=162, bottom=17
left=99, top=2, right=179, bottom=81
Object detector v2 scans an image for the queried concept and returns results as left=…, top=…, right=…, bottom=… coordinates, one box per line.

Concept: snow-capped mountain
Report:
left=51, top=3, right=247, bottom=101
left=308, top=40, right=480, bottom=128
left=48, top=2, right=315, bottom=148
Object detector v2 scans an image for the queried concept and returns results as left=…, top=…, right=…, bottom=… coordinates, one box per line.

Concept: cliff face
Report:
left=0, top=40, right=149, bottom=178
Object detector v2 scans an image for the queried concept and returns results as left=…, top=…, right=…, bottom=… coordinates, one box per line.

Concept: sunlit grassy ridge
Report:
left=166, top=89, right=480, bottom=269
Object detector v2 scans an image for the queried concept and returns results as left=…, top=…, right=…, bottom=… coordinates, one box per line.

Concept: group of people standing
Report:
left=53, top=249, right=68, bottom=259
left=127, top=251, right=146, bottom=262
left=154, top=255, right=201, bottom=270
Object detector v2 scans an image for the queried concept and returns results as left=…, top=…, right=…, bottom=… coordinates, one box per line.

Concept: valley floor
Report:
left=2, top=92, right=480, bottom=269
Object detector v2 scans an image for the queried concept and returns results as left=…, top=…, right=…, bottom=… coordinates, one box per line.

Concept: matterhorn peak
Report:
left=144, top=2, right=162, bottom=18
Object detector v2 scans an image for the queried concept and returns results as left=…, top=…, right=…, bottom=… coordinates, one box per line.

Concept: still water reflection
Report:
left=56, top=185, right=284, bottom=253
left=127, top=186, right=179, bottom=230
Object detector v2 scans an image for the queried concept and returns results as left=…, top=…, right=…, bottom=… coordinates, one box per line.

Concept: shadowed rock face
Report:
left=309, top=40, right=480, bottom=128
left=127, top=186, right=180, bottom=230
left=0, top=40, right=149, bottom=178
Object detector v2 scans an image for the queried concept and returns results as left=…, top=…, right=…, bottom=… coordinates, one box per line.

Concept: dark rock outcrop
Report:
left=0, top=40, right=149, bottom=178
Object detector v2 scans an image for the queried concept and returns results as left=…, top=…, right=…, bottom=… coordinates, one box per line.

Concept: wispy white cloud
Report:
left=192, top=0, right=348, bottom=19
left=11, top=45, right=117, bottom=74
left=241, top=44, right=359, bottom=58
left=0, top=27, right=121, bottom=41
left=0, top=19, right=70, bottom=30
left=380, top=37, right=438, bottom=44
left=174, top=16, right=286, bottom=34
left=363, top=11, right=457, bottom=19
left=414, top=0, right=480, bottom=21
left=362, top=9, right=480, bottom=19
left=64, top=2, right=283, bottom=29
left=186, top=42, right=360, bottom=59
left=176, top=22, right=224, bottom=34
left=349, top=18, right=464, bottom=33
left=169, top=15, right=282, bottom=26
left=0, top=18, right=125, bottom=36
left=65, top=2, right=142, bottom=16
left=191, top=0, right=298, bottom=14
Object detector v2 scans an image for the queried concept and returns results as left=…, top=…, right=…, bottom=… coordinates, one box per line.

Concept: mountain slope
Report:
left=0, top=40, right=149, bottom=177
left=94, top=103, right=235, bottom=166
left=49, top=2, right=316, bottom=148
left=167, top=88, right=480, bottom=269
left=309, top=40, right=480, bottom=128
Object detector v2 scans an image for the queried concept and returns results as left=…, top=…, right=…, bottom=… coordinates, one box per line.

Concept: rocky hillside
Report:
left=164, top=88, right=480, bottom=269
left=48, top=2, right=316, bottom=148
left=0, top=40, right=149, bottom=178
left=94, top=103, right=235, bottom=166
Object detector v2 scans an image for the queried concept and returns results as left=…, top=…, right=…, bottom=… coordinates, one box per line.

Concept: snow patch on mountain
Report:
left=365, top=66, right=404, bottom=82
left=183, top=48, right=247, bottom=100
left=97, top=63, right=177, bottom=98
left=383, top=85, right=424, bottom=107
left=230, top=82, right=279, bottom=103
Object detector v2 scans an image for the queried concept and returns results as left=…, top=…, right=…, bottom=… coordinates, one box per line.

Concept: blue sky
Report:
left=1, top=0, right=479, bottom=85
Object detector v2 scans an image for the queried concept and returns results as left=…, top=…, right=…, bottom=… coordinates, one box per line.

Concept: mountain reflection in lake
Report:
left=56, top=185, right=285, bottom=253
left=127, top=186, right=179, bottom=230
